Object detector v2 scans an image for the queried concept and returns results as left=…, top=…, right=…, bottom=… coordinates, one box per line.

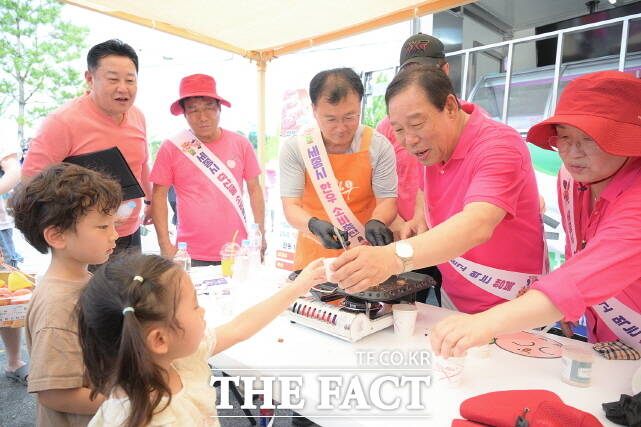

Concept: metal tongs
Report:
left=333, top=225, right=348, bottom=253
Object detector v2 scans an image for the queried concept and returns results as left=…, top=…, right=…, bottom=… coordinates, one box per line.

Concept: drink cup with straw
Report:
left=220, top=230, right=240, bottom=277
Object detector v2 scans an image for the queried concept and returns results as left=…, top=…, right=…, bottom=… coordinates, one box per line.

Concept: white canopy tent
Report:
left=61, top=0, right=472, bottom=163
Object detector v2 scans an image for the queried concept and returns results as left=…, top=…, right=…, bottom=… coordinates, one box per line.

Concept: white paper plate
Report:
left=632, top=365, right=641, bottom=395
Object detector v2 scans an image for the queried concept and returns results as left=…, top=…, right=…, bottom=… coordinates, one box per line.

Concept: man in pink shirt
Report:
left=377, top=33, right=450, bottom=227
left=430, top=71, right=641, bottom=357
left=150, top=74, right=264, bottom=265
left=22, top=39, right=151, bottom=253
left=333, top=66, right=544, bottom=315
left=376, top=33, right=452, bottom=305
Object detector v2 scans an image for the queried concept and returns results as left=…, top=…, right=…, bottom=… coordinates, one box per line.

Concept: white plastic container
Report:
left=232, top=239, right=250, bottom=283
left=116, top=201, right=136, bottom=220
left=561, top=345, right=593, bottom=387
left=247, top=223, right=262, bottom=268
left=174, top=242, right=191, bottom=273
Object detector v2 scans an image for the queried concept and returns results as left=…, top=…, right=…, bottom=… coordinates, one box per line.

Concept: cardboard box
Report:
left=0, top=271, right=35, bottom=328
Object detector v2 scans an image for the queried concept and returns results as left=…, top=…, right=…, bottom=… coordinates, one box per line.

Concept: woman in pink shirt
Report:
left=430, top=70, right=641, bottom=357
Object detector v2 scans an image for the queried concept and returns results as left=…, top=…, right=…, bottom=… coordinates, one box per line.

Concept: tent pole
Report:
left=257, top=58, right=267, bottom=185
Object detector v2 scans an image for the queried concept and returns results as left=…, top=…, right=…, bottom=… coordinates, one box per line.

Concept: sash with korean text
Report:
left=559, top=166, right=641, bottom=351
left=426, top=212, right=547, bottom=311
left=169, top=130, right=247, bottom=233
left=297, top=126, right=368, bottom=248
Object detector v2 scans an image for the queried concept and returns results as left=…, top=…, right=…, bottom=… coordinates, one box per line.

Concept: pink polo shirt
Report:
left=23, top=93, right=148, bottom=237
left=420, top=103, right=544, bottom=314
left=532, top=157, right=641, bottom=343
left=150, top=129, right=261, bottom=261
left=376, top=116, right=421, bottom=221
left=377, top=100, right=483, bottom=221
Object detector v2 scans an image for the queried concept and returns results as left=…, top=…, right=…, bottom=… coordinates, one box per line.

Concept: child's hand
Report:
left=430, top=313, right=495, bottom=358
left=292, top=258, right=326, bottom=294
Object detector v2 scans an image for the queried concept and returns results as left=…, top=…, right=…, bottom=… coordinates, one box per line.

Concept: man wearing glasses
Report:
left=279, top=68, right=397, bottom=270
left=150, top=74, right=265, bottom=266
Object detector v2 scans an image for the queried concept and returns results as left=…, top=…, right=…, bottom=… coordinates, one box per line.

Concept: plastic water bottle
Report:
left=247, top=223, right=262, bottom=268
left=116, top=201, right=136, bottom=219
left=231, top=240, right=250, bottom=283
left=174, top=242, right=191, bottom=273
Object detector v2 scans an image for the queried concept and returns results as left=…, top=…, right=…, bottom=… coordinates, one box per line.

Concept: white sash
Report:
left=169, top=130, right=247, bottom=233
left=427, top=206, right=547, bottom=311
left=559, top=166, right=641, bottom=351
left=297, top=126, right=368, bottom=248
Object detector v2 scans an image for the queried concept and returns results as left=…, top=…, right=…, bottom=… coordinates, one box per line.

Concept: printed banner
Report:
left=561, top=167, right=641, bottom=350
left=297, top=127, right=368, bottom=248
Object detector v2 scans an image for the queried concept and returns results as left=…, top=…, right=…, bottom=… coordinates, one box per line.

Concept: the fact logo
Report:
left=212, top=350, right=434, bottom=418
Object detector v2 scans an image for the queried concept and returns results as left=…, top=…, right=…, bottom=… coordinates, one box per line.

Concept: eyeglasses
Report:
left=185, top=103, right=219, bottom=115
left=548, top=135, right=602, bottom=155
left=319, top=114, right=361, bottom=127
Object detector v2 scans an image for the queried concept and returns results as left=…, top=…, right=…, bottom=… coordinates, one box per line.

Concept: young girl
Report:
left=77, top=253, right=325, bottom=427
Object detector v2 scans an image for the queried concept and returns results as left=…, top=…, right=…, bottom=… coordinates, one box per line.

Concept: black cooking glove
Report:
left=308, top=217, right=349, bottom=250
left=365, top=219, right=393, bottom=246
left=603, top=392, right=641, bottom=426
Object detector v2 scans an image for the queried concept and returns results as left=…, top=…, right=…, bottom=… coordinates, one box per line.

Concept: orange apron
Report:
left=294, top=127, right=376, bottom=269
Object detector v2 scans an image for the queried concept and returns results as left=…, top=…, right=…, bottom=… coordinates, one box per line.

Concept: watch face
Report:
left=396, top=242, right=413, bottom=258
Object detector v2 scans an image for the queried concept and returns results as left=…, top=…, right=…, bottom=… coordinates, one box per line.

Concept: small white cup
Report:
left=433, top=355, right=466, bottom=385
left=392, top=304, right=418, bottom=337
left=323, top=257, right=337, bottom=282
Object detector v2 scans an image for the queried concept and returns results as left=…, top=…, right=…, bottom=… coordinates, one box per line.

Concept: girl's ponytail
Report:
left=77, top=253, right=182, bottom=427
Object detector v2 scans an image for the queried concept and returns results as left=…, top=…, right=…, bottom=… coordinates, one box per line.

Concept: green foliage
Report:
left=362, top=72, right=392, bottom=128
left=0, top=0, right=88, bottom=144
left=149, top=138, right=162, bottom=163
left=264, top=135, right=280, bottom=163
left=362, top=94, right=386, bottom=128
left=241, top=130, right=280, bottom=163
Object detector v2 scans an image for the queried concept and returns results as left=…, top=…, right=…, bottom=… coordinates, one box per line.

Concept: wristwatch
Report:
left=394, top=241, right=414, bottom=273
left=143, top=200, right=151, bottom=206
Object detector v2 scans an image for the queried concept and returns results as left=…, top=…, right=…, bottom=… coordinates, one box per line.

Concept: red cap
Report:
left=456, top=390, right=602, bottom=427
left=527, top=71, right=641, bottom=156
left=170, top=74, right=231, bottom=115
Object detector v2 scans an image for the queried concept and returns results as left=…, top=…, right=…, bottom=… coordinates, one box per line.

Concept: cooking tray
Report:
left=334, top=271, right=435, bottom=302
left=299, top=271, right=435, bottom=302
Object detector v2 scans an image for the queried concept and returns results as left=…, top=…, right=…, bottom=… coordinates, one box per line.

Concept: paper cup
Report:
left=433, top=355, right=466, bottom=385
left=323, top=258, right=337, bottom=282
left=392, top=304, right=418, bottom=337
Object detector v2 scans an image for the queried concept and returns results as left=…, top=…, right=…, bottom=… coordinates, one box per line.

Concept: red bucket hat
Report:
left=527, top=70, right=641, bottom=156
left=170, top=73, right=231, bottom=116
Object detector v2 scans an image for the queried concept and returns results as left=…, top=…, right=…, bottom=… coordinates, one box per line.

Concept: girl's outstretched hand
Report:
left=292, top=258, right=327, bottom=294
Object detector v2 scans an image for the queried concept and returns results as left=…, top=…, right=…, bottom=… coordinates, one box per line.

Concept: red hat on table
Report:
left=170, top=73, right=231, bottom=116
left=452, top=389, right=603, bottom=426
left=527, top=70, right=641, bottom=157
